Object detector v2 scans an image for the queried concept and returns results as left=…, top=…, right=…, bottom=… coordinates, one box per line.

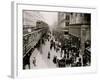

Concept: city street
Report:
left=29, top=33, right=83, bottom=69
left=30, top=36, right=59, bottom=69
left=23, top=11, right=91, bottom=69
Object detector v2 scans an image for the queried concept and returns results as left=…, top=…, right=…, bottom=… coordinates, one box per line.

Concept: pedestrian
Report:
left=53, top=42, right=56, bottom=50
left=33, top=57, right=36, bottom=67
left=60, top=49, right=63, bottom=57
left=50, top=40, right=53, bottom=50
left=53, top=56, right=57, bottom=64
left=48, top=51, right=50, bottom=59
left=76, top=58, right=82, bottom=67
left=64, top=48, right=67, bottom=55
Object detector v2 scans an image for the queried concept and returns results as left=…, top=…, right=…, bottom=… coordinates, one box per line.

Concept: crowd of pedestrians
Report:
left=30, top=30, right=91, bottom=68
left=47, top=31, right=91, bottom=68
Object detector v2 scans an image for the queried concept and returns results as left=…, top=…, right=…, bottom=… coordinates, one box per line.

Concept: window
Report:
left=81, top=13, right=84, bottom=17
left=65, top=15, right=69, bottom=20
left=64, top=31, right=68, bottom=35
left=65, top=22, right=69, bottom=26
left=71, top=13, right=73, bottom=15
left=37, top=21, right=41, bottom=24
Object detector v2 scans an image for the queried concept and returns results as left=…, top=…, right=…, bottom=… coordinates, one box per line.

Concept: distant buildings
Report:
left=58, top=12, right=70, bottom=28
left=57, top=12, right=70, bottom=39
left=23, top=10, right=46, bottom=34
left=69, top=13, right=91, bottom=39
left=23, top=10, right=45, bottom=27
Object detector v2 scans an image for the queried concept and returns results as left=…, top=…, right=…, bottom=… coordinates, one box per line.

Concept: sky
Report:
left=23, top=10, right=58, bottom=30
left=40, top=11, right=58, bottom=29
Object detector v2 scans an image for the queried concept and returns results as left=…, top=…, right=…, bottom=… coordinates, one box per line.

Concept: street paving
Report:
left=29, top=36, right=83, bottom=69
left=30, top=38, right=60, bottom=69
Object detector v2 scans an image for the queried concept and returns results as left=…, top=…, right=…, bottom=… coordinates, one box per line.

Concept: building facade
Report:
left=58, top=12, right=91, bottom=55
left=69, top=13, right=91, bottom=54
left=58, top=12, right=70, bottom=39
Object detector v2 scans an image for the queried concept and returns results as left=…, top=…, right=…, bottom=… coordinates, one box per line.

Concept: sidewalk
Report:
left=41, top=40, right=59, bottom=68
left=30, top=48, right=48, bottom=69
